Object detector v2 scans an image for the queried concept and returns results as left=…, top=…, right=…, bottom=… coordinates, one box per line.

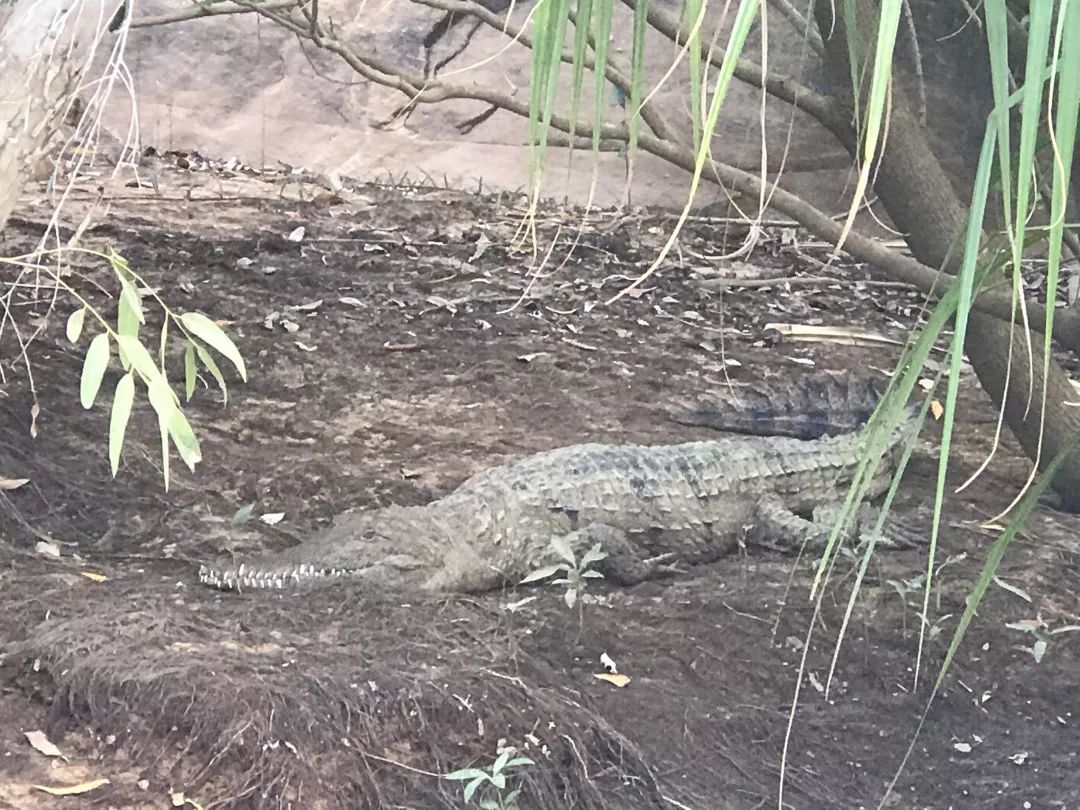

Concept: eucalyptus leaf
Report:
left=180, top=312, right=247, bottom=381
left=108, top=372, right=135, bottom=476
left=194, top=343, right=228, bottom=404
left=80, top=333, right=110, bottom=409
left=184, top=343, right=197, bottom=401
left=66, top=308, right=86, bottom=343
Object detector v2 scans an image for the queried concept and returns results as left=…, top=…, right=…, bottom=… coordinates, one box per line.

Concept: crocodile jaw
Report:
left=198, top=561, right=361, bottom=591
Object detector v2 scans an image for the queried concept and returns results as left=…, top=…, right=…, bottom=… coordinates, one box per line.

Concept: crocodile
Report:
left=199, top=375, right=922, bottom=594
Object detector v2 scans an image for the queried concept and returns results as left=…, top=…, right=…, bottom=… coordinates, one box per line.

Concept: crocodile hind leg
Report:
left=750, top=495, right=924, bottom=553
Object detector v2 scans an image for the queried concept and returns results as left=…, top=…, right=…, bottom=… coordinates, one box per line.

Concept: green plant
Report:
left=520, top=536, right=607, bottom=637
left=444, top=748, right=534, bottom=810
left=521, top=536, right=606, bottom=610
left=62, top=247, right=246, bottom=490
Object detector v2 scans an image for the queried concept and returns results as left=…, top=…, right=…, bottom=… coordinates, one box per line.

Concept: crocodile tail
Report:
left=668, top=371, right=892, bottom=440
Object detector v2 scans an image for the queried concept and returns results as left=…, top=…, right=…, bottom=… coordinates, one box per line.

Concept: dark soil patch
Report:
left=1, top=173, right=1078, bottom=809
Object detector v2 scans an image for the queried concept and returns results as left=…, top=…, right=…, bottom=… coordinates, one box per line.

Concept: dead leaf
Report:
left=291, top=299, right=323, bottom=313
left=562, top=338, right=598, bottom=352
left=286, top=226, right=306, bottom=242
left=260, top=512, right=285, bottom=526
left=35, top=540, right=60, bottom=558
left=294, top=342, right=318, bottom=352
left=468, top=234, right=491, bottom=262
left=339, top=297, right=366, bottom=308
left=930, top=400, right=944, bottom=420
left=384, top=341, right=420, bottom=352
left=0, top=477, right=29, bottom=490
left=282, top=320, right=300, bottom=333
left=765, top=322, right=904, bottom=349
left=24, top=730, right=64, bottom=759
left=33, top=778, right=109, bottom=796
left=594, top=672, right=631, bottom=688
left=80, top=571, right=107, bottom=583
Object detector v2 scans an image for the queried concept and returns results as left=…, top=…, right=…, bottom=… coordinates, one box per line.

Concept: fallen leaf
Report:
left=338, top=297, right=366, bottom=308
left=260, top=512, right=285, bottom=526
left=504, top=596, right=538, bottom=612
left=80, top=571, right=107, bottom=583
left=286, top=226, right=306, bottom=242
left=295, top=342, right=318, bottom=352
left=953, top=742, right=972, bottom=753
left=24, top=730, right=64, bottom=759
left=594, top=672, right=631, bottom=688
left=33, top=778, right=109, bottom=796
left=291, top=299, right=323, bottom=313
left=282, top=320, right=300, bottom=333
left=383, top=342, right=420, bottom=352
left=0, top=477, right=29, bottom=490
left=930, top=400, right=945, bottom=420
left=35, top=540, right=60, bottom=558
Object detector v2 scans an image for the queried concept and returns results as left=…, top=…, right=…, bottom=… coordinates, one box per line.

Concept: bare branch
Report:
left=766, top=0, right=824, bottom=54
left=130, top=0, right=299, bottom=28
left=128, top=0, right=1080, bottom=348
left=620, top=0, right=846, bottom=135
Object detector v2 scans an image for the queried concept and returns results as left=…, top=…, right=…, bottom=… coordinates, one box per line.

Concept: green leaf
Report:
left=184, top=342, right=197, bottom=401
left=489, top=773, right=506, bottom=790
left=147, top=376, right=172, bottom=491
left=232, top=503, right=255, bottom=524
left=579, top=543, right=608, bottom=567
left=492, top=750, right=511, bottom=774
left=463, top=775, right=485, bottom=803
left=444, top=768, right=488, bottom=782
left=194, top=342, right=228, bottom=404
left=504, top=758, right=534, bottom=769
left=116, top=291, right=140, bottom=371
left=549, top=534, right=576, bottom=565
left=167, top=405, right=202, bottom=473
left=114, top=266, right=145, bottom=326
left=1032, top=639, right=1047, bottom=663
left=116, top=335, right=166, bottom=391
left=520, top=564, right=563, bottom=584
left=80, top=333, right=110, bottom=409
left=108, top=372, right=135, bottom=476
left=145, top=377, right=201, bottom=474
left=180, top=312, right=247, bottom=381
left=66, top=308, right=86, bottom=343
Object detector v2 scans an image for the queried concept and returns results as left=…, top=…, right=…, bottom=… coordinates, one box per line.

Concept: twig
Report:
left=696, top=274, right=918, bottom=290
left=766, top=0, right=824, bottom=54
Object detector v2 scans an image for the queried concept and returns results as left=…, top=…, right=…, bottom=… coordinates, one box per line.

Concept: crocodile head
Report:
left=198, top=504, right=444, bottom=592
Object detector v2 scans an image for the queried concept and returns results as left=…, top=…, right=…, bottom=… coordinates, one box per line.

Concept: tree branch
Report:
left=619, top=0, right=846, bottom=134
left=127, top=0, right=1080, bottom=350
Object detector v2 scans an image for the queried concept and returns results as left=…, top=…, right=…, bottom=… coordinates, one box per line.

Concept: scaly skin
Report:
left=199, top=409, right=916, bottom=594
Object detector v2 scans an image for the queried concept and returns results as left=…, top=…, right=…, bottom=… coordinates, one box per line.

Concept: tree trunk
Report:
left=813, top=0, right=1080, bottom=510
left=0, top=0, right=106, bottom=232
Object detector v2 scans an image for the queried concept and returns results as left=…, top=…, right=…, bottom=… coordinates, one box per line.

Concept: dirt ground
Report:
left=0, top=163, right=1078, bottom=809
